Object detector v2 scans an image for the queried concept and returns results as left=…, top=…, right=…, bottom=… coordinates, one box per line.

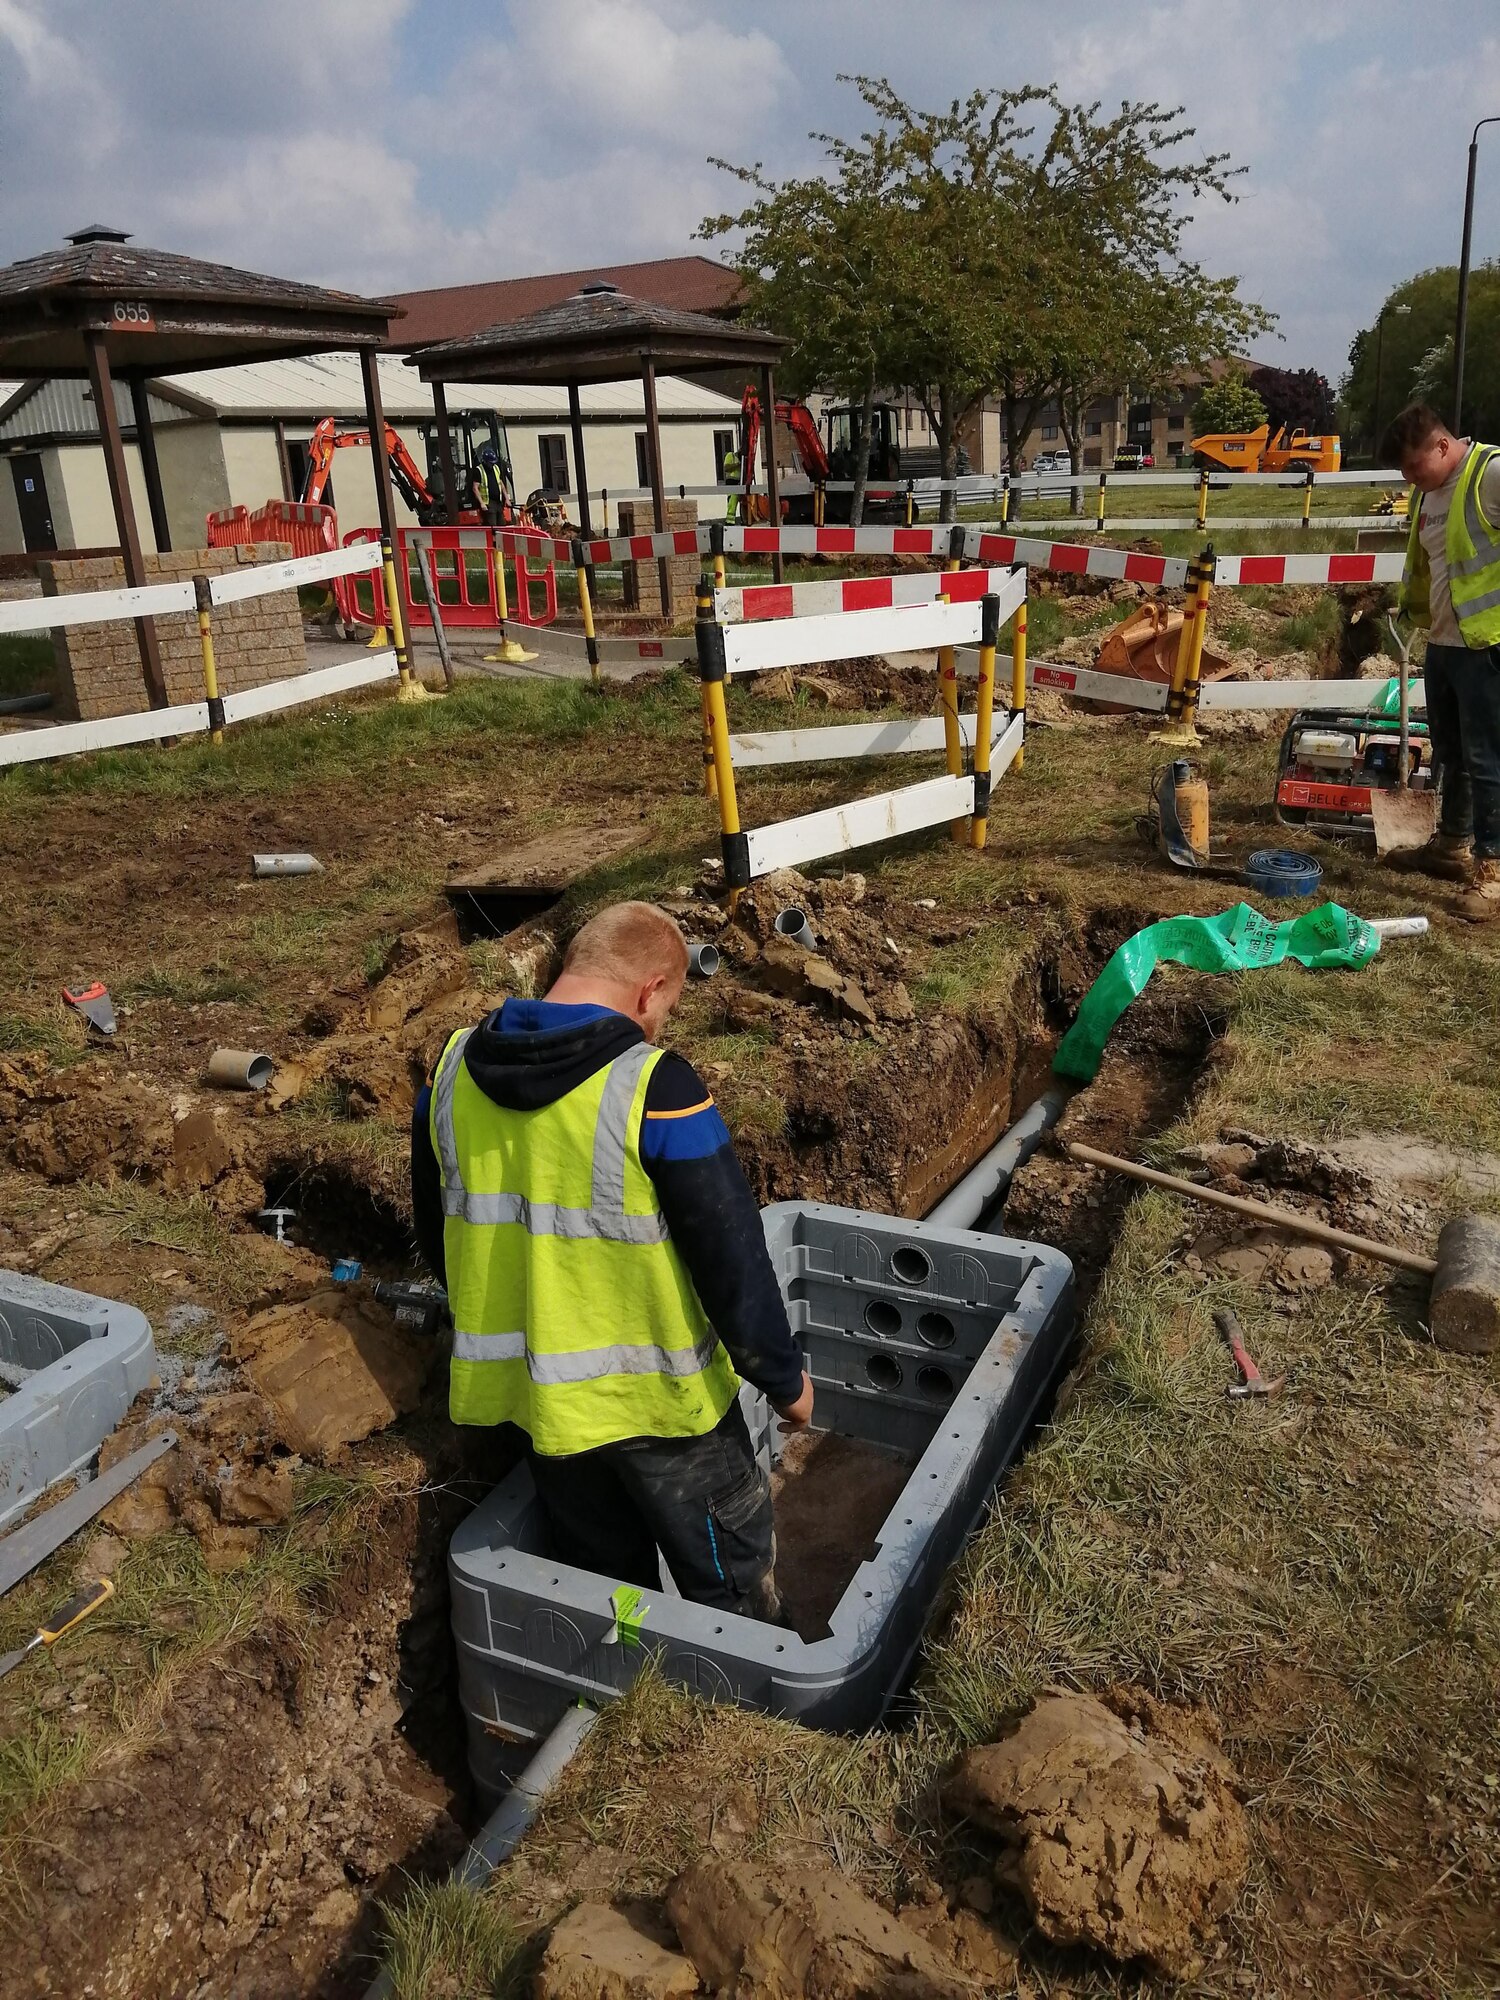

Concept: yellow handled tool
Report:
left=0, top=1576, right=114, bottom=1680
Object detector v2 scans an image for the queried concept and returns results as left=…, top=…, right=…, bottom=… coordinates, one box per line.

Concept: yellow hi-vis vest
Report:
left=430, top=1029, right=739, bottom=1454
left=1400, top=442, right=1500, bottom=646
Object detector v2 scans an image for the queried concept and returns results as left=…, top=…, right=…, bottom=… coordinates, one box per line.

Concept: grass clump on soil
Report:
left=378, top=1880, right=525, bottom=2000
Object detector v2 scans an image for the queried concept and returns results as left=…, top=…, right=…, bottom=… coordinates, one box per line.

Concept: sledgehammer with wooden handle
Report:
left=1064, top=1140, right=1500, bottom=1354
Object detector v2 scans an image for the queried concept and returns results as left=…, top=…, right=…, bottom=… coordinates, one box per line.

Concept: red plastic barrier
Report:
left=333, top=529, right=386, bottom=628
left=397, top=527, right=557, bottom=631
left=206, top=499, right=336, bottom=557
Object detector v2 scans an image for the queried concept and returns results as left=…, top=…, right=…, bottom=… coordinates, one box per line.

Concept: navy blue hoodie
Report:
left=410, top=998, right=805, bottom=1408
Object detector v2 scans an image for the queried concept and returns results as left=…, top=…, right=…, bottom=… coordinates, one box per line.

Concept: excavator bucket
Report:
left=1090, top=602, right=1231, bottom=706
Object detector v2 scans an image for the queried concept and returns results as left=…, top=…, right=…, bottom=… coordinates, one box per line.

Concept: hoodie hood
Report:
left=461, top=998, right=644, bottom=1113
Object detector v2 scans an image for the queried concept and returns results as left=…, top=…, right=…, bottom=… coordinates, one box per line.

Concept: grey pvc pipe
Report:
left=688, top=941, right=720, bottom=978
left=925, top=1082, right=1073, bottom=1232
left=252, top=852, right=323, bottom=877
left=773, top=906, right=816, bottom=951
left=363, top=1703, right=599, bottom=1998
left=206, top=1048, right=274, bottom=1091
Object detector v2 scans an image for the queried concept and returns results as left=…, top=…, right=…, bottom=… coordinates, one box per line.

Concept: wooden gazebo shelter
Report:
left=0, top=225, right=401, bottom=706
left=413, top=283, right=788, bottom=612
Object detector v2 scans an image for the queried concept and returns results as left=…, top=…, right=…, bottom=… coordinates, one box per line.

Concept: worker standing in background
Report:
left=411, top=902, right=813, bottom=1619
left=1386, top=403, right=1500, bottom=919
left=722, top=440, right=742, bottom=524
left=470, top=442, right=510, bottom=526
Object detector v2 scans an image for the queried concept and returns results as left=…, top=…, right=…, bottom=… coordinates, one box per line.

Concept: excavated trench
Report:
left=4, top=920, right=1223, bottom=2000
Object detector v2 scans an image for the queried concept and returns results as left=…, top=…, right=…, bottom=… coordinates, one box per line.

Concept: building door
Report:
left=538, top=434, right=569, bottom=493
left=11, top=455, right=56, bottom=551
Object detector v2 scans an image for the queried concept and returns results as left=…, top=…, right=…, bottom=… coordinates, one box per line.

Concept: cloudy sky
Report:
left=2, top=0, right=1497, bottom=384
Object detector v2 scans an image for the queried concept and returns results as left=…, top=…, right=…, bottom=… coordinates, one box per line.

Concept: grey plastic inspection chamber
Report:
left=449, top=1202, right=1075, bottom=1791
left=0, top=1270, right=157, bottom=1529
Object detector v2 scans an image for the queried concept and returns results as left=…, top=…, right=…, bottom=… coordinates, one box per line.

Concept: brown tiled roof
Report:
left=0, top=237, right=396, bottom=319
left=414, top=287, right=782, bottom=387
left=389, top=256, right=741, bottom=349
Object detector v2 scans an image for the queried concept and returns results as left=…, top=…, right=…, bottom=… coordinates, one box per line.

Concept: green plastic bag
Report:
left=1052, top=902, right=1380, bottom=1084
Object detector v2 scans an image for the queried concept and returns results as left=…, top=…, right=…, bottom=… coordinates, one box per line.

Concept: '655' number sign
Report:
left=109, top=300, right=155, bottom=331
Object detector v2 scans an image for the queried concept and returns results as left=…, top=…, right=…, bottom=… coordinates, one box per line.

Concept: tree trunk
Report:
left=849, top=370, right=875, bottom=527
left=1060, top=400, right=1084, bottom=516
left=937, top=386, right=959, bottom=524
left=1003, top=389, right=1025, bottom=520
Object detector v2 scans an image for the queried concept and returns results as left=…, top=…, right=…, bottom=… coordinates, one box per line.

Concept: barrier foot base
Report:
left=1151, top=722, right=1201, bottom=747
left=396, top=677, right=441, bottom=705
left=484, top=639, right=539, bottom=664
left=367, top=626, right=390, bottom=649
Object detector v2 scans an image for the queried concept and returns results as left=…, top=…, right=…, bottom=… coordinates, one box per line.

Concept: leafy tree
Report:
left=1342, top=264, right=1500, bottom=453
left=1247, top=364, right=1333, bottom=433
left=701, top=124, right=905, bottom=521
left=1191, top=367, right=1269, bottom=436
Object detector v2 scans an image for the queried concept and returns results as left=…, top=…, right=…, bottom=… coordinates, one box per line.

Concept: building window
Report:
left=1085, top=420, right=1103, bottom=437
left=1167, top=440, right=1184, bottom=457
left=1041, top=424, right=1058, bottom=441
left=538, top=434, right=570, bottom=493
left=635, top=432, right=650, bottom=487
left=713, top=429, right=737, bottom=482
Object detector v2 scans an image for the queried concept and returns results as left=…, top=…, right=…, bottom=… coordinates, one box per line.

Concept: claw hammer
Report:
left=1215, top=1308, right=1285, bottom=1399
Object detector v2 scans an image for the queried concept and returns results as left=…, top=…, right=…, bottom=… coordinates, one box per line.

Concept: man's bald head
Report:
left=549, top=901, right=689, bottom=1038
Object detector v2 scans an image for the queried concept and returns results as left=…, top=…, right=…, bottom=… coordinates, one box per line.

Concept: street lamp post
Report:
left=1454, top=115, right=1500, bottom=432
left=1373, top=302, right=1410, bottom=459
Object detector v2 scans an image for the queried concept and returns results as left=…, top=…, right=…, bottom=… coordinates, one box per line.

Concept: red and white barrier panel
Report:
left=713, top=566, right=1017, bottom=624
left=964, top=530, right=1190, bottom=588
left=1210, top=551, right=1405, bottom=586
left=721, top=577, right=1027, bottom=679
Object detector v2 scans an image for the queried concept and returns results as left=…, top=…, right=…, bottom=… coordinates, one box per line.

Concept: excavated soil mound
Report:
left=943, top=1686, right=1249, bottom=1976
left=665, top=1857, right=984, bottom=1998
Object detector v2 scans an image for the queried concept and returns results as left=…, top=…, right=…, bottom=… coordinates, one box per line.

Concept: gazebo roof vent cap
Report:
left=577, top=280, right=621, bottom=296
left=66, top=223, right=132, bottom=246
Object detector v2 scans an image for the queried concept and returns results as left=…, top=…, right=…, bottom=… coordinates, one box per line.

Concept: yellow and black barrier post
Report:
left=904, top=479, right=915, bottom=528
left=1155, top=547, right=1213, bottom=744
left=381, top=533, right=425, bottom=701
left=193, top=574, right=225, bottom=747
left=484, top=536, right=537, bottom=666
left=938, top=525, right=966, bottom=843
left=571, top=539, right=600, bottom=682
left=971, top=592, right=1000, bottom=850
left=1194, top=467, right=1210, bottom=533
left=1010, top=591, right=1028, bottom=774
left=695, top=575, right=745, bottom=902
left=710, top=520, right=727, bottom=594
left=1000, top=473, right=1012, bottom=528
left=1095, top=471, right=1108, bottom=533
left=702, top=528, right=728, bottom=799
left=1301, top=467, right=1315, bottom=532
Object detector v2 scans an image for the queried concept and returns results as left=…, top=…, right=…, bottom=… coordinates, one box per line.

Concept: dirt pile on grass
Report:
left=664, top=1856, right=986, bottom=1998
left=231, top=1283, right=430, bottom=1458
left=712, top=869, right=917, bottom=1037
left=943, top=1687, right=1249, bottom=1976
left=748, top=656, right=940, bottom=715
left=99, top=1390, right=297, bottom=1571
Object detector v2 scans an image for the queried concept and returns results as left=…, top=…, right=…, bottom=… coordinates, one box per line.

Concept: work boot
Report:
left=1385, top=830, right=1473, bottom=880
left=1456, top=856, right=1500, bottom=922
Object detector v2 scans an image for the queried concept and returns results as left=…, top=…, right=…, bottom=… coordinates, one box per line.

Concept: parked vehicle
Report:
left=1112, top=444, right=1153, bottom=469
left=1190, top=425, right=1342, bottom=474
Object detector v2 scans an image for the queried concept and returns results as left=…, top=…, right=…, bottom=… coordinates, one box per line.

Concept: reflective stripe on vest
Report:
left=431, top=1033, right=667, bottom=1244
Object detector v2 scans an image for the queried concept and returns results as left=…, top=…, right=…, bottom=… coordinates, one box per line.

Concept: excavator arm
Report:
left=299, top=416, right=445, bottom=522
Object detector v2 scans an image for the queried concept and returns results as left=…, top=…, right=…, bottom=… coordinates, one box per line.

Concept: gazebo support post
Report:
left=430, top=379, right=461, bottom=521
left=760, top=363, right=784, bottom=584
left=567, top=381, right=597, bottom=606
left=359, top=347, right=417, bottom=694
left=129, top=378, right=171, bottom=553
left=640, top=356, right=672, bottom=617
left=85, top=330, right=167, bottom=709
left=274, top=420, right=296, bottom=502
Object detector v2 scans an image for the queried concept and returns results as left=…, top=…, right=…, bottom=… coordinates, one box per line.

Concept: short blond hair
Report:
left=562, top=901, right=688, bottom=983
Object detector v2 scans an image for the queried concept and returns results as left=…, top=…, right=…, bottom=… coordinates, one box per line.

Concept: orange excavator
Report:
left=738, top=389, right=908, bottom=523
left=299, top=413, right=572, bottom=531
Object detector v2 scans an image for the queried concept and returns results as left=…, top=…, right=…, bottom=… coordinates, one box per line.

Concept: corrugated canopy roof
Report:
left=0, top=232, right=398, bottom=376
left=415, top=286, right=784, bottom=387
left=388, top=255, right=742, bottom=350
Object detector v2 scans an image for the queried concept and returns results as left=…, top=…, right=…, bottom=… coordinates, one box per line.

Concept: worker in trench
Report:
left=411, top=902, right=814, bottom=1619
left=1385, top=401, right=1500, bottom=918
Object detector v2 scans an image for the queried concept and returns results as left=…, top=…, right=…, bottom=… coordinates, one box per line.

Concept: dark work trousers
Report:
left=1425, top=641, right=1500, bottom=859
left=525, top=1399, right=782, bottom=1621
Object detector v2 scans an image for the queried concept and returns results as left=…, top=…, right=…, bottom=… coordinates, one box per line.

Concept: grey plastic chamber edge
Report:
left=449, top=1201, right=1074, bottom=1793
left=0, top=1271, right=157, bottom=1529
